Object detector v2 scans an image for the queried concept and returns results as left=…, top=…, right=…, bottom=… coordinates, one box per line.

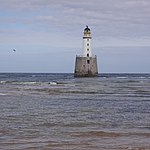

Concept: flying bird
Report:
left=13, top=49, right=16, bottom=52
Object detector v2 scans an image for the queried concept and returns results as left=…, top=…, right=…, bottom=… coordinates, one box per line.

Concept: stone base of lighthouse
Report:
left=74, top=56, right=98, bottom=77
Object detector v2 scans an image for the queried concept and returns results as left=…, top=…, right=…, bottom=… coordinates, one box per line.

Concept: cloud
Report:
left=0, top=0, right=150, bottom=46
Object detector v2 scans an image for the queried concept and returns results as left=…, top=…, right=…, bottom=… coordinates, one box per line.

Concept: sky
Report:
left=0, top=0, right=150, bottom=73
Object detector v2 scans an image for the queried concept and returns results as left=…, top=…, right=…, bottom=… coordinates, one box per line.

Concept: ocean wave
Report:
left=0, top=81, right=38, bottom=85
left=0, top=81, right=8, bottom=84
left=71, top=130, right=150, bottom=138
left=48, top=82, right=57, bottom=85
left=15, top=82, right=38, bottom=85
left=0, top=93, right=7, bottom=96
left=0, top=80, right=72, bottom=86
left=116, top=77, right=128, bottom=79
left=72, top=131, right=122, bottom=137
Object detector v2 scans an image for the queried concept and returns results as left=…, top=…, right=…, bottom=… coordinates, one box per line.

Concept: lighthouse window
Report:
left=87, top=48, right=89, bottom=51
left=87, top=60, right=90, bottom=64
left=87, top=43, right=89, bottom=46
left=87, top=53, right=89, bottom=57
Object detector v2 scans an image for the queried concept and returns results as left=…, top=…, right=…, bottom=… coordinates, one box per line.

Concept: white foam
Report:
left=0, top=81, right=7, bottom=84
left=0, top=93, right=7, bottom=96
left=49, top=82, right=57, bottom=85
left=116, top=77, right=128, bottom=79
left=13, top=82, right=37, bottom=85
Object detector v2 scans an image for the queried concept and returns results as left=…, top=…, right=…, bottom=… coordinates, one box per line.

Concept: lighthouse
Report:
left=74, top=26, right=98, bottom=77
left=83, top=25, right=92, bottom=57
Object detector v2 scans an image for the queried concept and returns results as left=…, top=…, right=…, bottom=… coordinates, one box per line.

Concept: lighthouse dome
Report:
left=84, top=26, right=90, bottom=32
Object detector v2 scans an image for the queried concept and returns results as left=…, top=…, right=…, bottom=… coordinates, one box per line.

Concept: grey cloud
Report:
left=1, top=0, right=150, bottom=46
left=1, top=0, right=150, bottom=25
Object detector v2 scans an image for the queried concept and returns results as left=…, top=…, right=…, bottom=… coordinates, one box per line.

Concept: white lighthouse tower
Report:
left=83, top=25, right=92, bottom=57
left=74, top=26, right=98, bottom=77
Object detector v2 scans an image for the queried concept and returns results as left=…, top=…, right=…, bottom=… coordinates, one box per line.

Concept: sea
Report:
left=0, top=73, right=150, bottom=150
